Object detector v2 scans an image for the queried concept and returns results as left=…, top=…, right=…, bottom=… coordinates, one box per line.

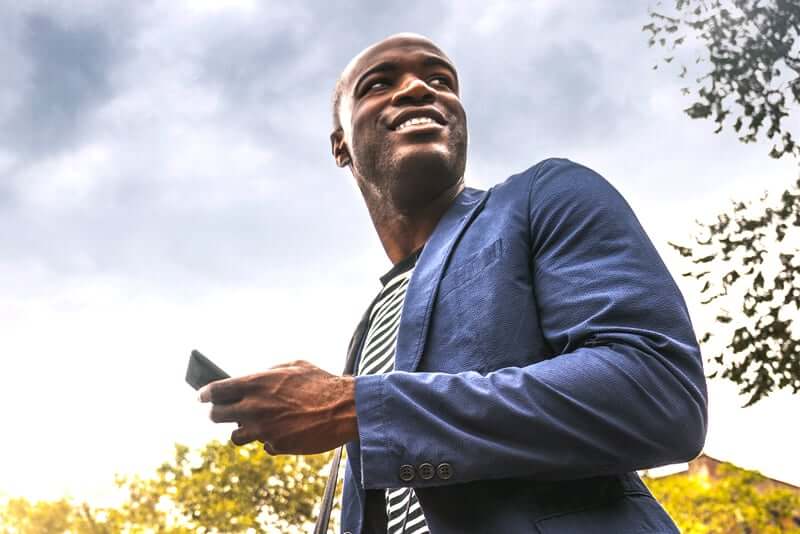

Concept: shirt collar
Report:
left=379, top=246, right=423, bottom=286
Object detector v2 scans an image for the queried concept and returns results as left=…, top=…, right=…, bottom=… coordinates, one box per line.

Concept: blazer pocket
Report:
left=439, top=238, right=503, bottom=301
left=535, top=493, right=679, bottom=534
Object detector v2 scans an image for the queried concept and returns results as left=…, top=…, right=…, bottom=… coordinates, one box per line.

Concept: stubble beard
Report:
left=353, top=126, right=468, bottom=217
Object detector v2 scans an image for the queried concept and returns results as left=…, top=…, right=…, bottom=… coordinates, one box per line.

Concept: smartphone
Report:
left=186, top=349, right=230, bottom=390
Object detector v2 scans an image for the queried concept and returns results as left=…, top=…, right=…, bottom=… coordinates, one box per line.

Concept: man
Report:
left=200, top=33, right=708, bottom=533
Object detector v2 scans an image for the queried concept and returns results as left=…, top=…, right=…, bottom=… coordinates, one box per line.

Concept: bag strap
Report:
left=313, top=294, right=380, bottom=533
left=314, top=445, right=343, bottom=534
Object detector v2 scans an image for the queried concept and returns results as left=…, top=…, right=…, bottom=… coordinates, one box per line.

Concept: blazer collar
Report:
left=394, top=186, right=490, bottom=372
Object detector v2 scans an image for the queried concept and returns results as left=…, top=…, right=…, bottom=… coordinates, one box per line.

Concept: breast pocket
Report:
left=426, top=236, right=542, bottom=374
left=438, top=238, right=503, bottom=302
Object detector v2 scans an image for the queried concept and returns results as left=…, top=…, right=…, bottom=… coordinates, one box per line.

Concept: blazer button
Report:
left=436, top=462, right=453, bottom=480
left=399, top=464, right=416, bottom=482
left=418, top=462, right=435, bottom=480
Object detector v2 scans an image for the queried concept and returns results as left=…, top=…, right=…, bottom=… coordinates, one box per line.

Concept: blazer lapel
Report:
left=394, top=186, right=491, bottom=372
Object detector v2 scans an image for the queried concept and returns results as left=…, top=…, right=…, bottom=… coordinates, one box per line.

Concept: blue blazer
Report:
left=341, top=158, right=708, bottom=533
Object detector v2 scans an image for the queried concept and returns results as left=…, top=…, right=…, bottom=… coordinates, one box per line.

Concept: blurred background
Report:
left=1, top=0, right=798, bottom=532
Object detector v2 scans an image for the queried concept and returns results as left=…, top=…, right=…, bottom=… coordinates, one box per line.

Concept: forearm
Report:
left=354, top=340, right=706, bottom=490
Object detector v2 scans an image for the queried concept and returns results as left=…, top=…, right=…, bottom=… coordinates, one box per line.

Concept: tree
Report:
left=644, top=462, right=800, bottom=533
left=0, top=441, right=338, bottom=533
left=113, top=441, right=334, bottom=533
left=644, top=0, right=800, bottom=159
left=0, top=497, right=81, bottom=534
left=644, top=0, right=800, bottom=405
left=668, top=182, right=800, bottom=406
left=0, top=496, right=118, bottom=534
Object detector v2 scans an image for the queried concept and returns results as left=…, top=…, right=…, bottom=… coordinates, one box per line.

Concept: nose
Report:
left=391, top=77, right=435, bottom=106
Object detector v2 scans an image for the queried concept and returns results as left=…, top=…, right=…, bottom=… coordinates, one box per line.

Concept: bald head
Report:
left=331, top=33, right=453, bottom=131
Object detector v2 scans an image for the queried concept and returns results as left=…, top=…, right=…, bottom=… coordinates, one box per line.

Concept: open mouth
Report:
left=390, top=108, right=447, bottom=131
left=395, top=116, right=441, bottom=131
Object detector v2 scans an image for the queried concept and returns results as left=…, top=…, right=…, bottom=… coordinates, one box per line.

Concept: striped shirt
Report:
left=357, top=247, right=430, bottom=534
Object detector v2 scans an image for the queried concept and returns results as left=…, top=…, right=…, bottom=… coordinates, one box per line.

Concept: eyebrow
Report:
left=352, top=54, right=458, bottom=95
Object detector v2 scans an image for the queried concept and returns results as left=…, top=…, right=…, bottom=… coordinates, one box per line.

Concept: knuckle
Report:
left=244, top=374, right=262, bottom=387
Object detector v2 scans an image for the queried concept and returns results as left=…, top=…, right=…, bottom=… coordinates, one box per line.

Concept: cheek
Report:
left=347, top=109, right=366, bottom=143
left=453, top=105, right=467, bottom=131
left=351, top=117, right=370, bottom=142
left=445, top=97, right=467, bottom=123
left=350, top=116, right=389, bottom=159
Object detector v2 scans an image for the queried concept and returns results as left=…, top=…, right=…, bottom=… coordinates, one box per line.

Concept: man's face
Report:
left=333, top=35, right=468, bottom=212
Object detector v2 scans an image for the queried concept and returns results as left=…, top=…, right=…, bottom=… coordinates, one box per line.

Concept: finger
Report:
left=231, top=425, right=259, bottom=446
left=209, top=400, right=255, bottom=423
left=198, top=377, right=247, bottom=404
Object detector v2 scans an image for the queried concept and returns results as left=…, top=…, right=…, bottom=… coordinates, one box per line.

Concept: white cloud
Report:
left=180, top=0, right=259, bottom=14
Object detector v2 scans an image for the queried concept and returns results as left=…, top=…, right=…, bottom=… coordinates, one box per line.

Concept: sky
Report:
left=1, top=0, right=799, bottom=506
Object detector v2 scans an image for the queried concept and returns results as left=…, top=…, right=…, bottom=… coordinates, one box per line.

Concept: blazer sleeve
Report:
left=353, top=159, right=708, bottom=490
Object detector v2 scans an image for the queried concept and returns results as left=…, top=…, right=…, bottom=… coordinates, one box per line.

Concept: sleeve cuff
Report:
left=354, top=373, right=398, bottom=489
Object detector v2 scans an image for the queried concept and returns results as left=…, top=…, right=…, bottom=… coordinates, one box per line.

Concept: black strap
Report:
left=314, top=445, right=343, bottom=534
left=313, top=294, right=380, bottom=533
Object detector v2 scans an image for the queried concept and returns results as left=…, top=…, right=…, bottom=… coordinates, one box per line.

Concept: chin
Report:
left=352, top=132, right=467, bottom=213
left=387, top=150, right=465, bottom=213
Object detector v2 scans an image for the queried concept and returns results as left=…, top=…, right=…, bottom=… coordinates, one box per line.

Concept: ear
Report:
left=330, top=128, right=351, bottom=168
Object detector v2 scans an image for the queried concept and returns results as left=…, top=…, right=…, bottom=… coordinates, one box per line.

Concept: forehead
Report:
left=342, top=36, right=456, bottom=90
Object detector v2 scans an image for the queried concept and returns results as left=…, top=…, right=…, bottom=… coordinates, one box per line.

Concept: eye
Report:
left=363, top=79, right=390, bottom=94
left=429, top=76, right=453, bottom=89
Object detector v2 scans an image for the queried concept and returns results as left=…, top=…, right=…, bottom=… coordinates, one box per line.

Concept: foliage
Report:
left=0, top=441, right=338, bottom=534
left=644, top=0, right=800, bottom=159
left=645, top=0, right=800, bottom=405
left=118, top=441, right=333, bottom=533
left=670, top=180, right=800, bottom=405
left=0, top=497, right=97, bottom=534
left=644, top=461, right=800, bottom=533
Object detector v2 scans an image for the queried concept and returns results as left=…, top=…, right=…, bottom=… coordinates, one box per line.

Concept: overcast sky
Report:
left=2, top=0, right=799, bottom=505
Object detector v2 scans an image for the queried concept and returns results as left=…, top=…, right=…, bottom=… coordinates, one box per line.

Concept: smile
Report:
left=395, top=117, right=441, bottom=131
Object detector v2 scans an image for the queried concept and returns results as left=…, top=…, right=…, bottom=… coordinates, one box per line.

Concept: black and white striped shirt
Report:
left=357, top=247, right=430, bottom=534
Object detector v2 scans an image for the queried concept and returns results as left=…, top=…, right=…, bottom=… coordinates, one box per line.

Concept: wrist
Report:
left=337, top=376, right=359, bottom=443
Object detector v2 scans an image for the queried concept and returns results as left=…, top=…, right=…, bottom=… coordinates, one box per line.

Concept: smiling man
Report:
left=200, top=33, right=708, bottom=533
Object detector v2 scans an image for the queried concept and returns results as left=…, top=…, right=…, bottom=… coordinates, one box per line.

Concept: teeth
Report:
left=396, top=116, right=436, bottom=130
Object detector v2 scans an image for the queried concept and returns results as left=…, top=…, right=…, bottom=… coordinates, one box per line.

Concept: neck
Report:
left=359, top=177, right=464, bottom=264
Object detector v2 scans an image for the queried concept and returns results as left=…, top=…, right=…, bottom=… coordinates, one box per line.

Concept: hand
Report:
left=198, top=360, right=357, bottom=455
